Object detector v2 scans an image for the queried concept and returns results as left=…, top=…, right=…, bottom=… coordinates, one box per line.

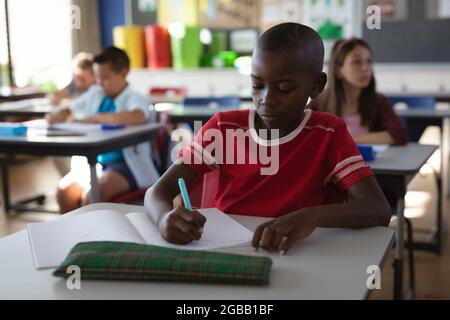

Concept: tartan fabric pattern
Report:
left=53, top=241, right=272, bottom=286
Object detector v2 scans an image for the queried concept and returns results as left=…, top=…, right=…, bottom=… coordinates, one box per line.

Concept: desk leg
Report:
left=89, top=163, right=100, bottom=203
left=444, top=118, right=450, bottom=198
left=0, top=155, right=11, bottom=212
left=442, top=119, right=449, bottom=252
left=394, top=198, right=405, bottom=300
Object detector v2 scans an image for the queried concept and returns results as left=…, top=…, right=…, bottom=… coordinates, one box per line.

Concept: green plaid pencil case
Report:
left=53, top=241, right=273, bottom=286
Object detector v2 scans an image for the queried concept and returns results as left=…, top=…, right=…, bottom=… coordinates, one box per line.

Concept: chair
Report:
left=388, top=96, right=436, bottom=142
left=150, top=87, right=187, bottom=104
left=110, top=111, right=172, bottom=205
left=388, top=96, right=435, bottom=109
left=383, top=188, right=416, bottom=299
left=110, top=188, right=148, bottom=204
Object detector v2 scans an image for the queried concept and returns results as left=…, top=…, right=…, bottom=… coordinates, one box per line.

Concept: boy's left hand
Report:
left=77, top=114, right=113, bottom=125
left=252, top=209, right=319, bottom=255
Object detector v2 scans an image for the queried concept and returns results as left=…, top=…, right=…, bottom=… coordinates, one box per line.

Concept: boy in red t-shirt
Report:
left=145, top=23, right=391, bottom=255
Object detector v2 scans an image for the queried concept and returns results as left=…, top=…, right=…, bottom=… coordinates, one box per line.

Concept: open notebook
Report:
left=27, top=208, right=253, bottom=269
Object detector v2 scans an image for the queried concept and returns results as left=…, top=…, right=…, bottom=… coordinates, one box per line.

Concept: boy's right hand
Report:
left=45, top=112, right=65, bottom=125
left=158, top=207, right=207, bottom=245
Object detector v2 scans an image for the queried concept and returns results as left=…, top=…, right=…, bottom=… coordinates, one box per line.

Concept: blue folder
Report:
left=0, top=123, right=28, bottom=136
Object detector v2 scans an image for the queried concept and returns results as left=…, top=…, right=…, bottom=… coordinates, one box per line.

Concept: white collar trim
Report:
left=249, top=108, right=312, bottom=147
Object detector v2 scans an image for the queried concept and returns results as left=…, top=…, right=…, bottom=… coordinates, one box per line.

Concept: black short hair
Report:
left=94, top=46, right=130, bottom=73
left=256, top=23, right=325, bottom=73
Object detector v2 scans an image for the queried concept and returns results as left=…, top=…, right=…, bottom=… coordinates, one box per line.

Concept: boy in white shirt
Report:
left=47, top=47, right=160, bottom=213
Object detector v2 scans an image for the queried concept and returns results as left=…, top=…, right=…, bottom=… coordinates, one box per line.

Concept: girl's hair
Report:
left=316, top=38, right=379, bottom=130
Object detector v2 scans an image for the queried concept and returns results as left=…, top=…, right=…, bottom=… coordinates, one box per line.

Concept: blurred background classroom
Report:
left=0, top=0, right=450, bottom=300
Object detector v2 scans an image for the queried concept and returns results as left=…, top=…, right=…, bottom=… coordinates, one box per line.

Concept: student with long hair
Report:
left=309, top=38, right=407, bottom=145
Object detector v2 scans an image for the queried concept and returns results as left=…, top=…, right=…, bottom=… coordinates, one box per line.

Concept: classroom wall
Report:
left=128, top=69, right=251, bottom=97
left=128, top=64, right=450, bottom=100
left=363, top=0, right=450, bottom=63
left=98, top=0, right=126, bottom=48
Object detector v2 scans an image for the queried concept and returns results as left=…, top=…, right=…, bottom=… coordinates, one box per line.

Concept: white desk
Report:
left=395, top=107, right=450, bottom=198
left=0, top=203, right=394, bottom=300
left=369, top=143, right=437, bottom=300
left=0, top=98, right=52, bottom=118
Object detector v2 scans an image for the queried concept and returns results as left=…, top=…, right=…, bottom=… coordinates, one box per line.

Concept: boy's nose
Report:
left=261, top=89, right=277, bottom=106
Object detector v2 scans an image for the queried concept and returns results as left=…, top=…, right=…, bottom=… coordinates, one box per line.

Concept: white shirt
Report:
left=68, top=84, right=152, bottom=120
left=67, top=84, right=160, bottom=188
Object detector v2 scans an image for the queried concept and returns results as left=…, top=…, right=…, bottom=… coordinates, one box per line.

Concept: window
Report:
left=2, top=0, right=73, bottom=90
left=0, top=0, right=10, bottom=87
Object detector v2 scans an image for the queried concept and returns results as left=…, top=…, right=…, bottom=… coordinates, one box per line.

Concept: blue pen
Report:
left=178, top=178, right=192, bottom=211
left=102, top=124, right=126, bottom=130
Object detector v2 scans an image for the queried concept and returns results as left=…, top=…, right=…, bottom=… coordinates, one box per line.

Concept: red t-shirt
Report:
left=178, top=109, right=374, bottom=218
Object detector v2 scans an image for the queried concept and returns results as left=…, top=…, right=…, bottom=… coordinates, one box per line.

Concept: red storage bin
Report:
left=145, top=24, right=172, bottom=69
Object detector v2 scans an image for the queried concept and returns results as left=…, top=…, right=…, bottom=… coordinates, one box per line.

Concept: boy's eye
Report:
left=279, top=86, right=294, bottom=93
left=252, top=84, right=264, bottom=90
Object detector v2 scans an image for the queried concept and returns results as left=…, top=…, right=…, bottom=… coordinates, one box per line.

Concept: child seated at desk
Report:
left=48, top=52, right=96, bottom=106
left=46, top=47, right=160, bottom=213
left=308, top=38, right=407, bottom=146
left=144, top=23, right=391, bottom=255
left=49, top=52, right=97, bottom=177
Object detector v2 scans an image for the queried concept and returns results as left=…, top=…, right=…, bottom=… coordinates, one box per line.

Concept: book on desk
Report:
left=27, top=208, right=254, bottom=269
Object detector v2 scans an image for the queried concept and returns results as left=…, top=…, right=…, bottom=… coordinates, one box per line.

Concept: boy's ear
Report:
left=310, top=72, right=327, bottom=99
left=119, top=68, right=129, bottom=79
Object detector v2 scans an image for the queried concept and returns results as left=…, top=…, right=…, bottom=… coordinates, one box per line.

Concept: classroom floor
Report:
left=0, top=155, right=449, bottom=300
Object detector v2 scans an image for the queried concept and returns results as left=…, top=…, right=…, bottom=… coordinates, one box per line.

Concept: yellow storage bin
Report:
left=113, top=26, right=145, bottom=69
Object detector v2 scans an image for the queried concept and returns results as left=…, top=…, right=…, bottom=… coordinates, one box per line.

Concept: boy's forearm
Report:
left=47, top=108, right=74, bottom=124
left=104, top=109, right=147, bottom=125
left=305, top=198, right=391, bottom=229
left=353, top=131, right=394, bottom=145
left=145, top=186, right=174, bottom=228
left=60, top=108, right=73, bottom=120
left=145, top=162, right=200, bottom=228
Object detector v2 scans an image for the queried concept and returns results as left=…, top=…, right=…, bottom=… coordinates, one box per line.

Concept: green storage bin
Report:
left=170, top=26, right=203, bottom=70
left=208, top=31, right=227, bottom=56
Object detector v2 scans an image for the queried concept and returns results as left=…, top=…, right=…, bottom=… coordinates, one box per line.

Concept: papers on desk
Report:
left=24, top=120, right=126, bottom=137
left=0, top=98, right=50, bottom=111
left=371, top=144, right=389, bottom=154
left=25, top=120, right=102, bottom=132
left=23, top=120, right=102, bottom=137
left=358, top=144, right=389, bottom=162
left=50, top=123, right=103, bottom=132
left=27, top=208, right=253, bottom=269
